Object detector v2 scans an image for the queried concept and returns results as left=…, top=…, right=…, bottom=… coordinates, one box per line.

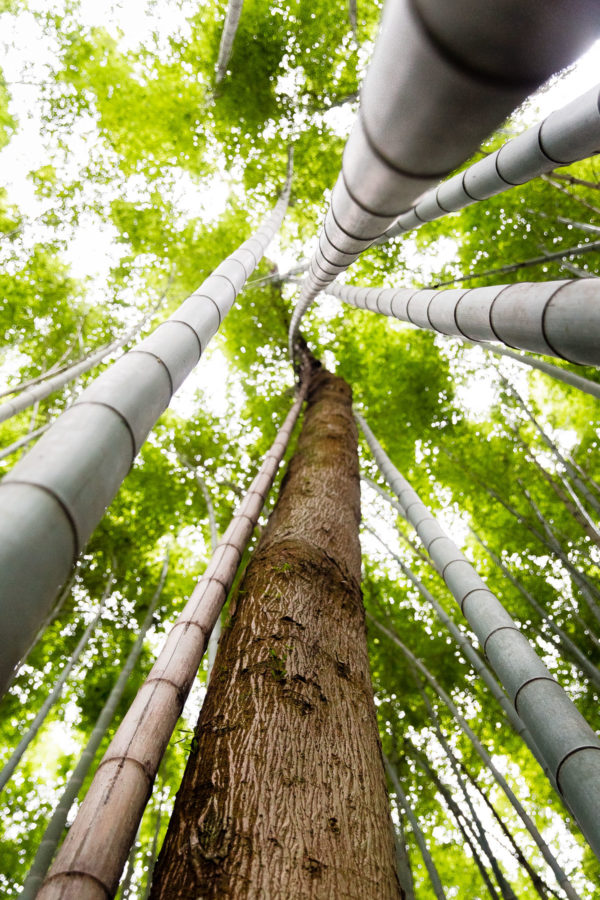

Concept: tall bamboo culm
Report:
left=20, top=554, right=169, bottom=898
left=326, top=278, right=600, bottom=368
left=288, top=2, right=599, bottom=349
left=0, top=155, right=293, bottom=697
left=357, top=412, right=600, bottom=863
left=0, top=572, right=114, bottom=793
left=37, top=376, right=309, bottom=900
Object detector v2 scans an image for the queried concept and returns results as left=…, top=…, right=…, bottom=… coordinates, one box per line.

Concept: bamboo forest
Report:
left=3, top=0, right=600, bottom=896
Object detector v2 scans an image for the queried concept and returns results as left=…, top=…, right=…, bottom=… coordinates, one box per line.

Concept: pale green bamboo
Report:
left=20, top=554, right=169, bottom=898
left=371, top=614, right=582, bottom=900
left=0, top=572, right=114, bottom=793
left=383, top=754, right=447, bottom=900
left=472, top=529, right=600, bottom=691
left=215, top=0, right=243, bottom=83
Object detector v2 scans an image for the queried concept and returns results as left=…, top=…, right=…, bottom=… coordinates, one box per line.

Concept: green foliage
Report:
left=1, top=1, right=600, bottom=896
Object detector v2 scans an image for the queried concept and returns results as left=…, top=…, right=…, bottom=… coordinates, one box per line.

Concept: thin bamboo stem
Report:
left=36, top=376, right=309, bottom=900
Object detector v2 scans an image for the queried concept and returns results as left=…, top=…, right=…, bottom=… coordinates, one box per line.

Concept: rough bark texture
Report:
left=151, top=365, right=401, bottom=899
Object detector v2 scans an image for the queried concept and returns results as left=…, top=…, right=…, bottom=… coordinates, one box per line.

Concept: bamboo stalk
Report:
left=379, top=85, right=600, bottom=243
left=37, top=377, right=309, bottom=900
left=384, top=754, right=447, bottom=900
left=364, top=524, right=553, bottom=783
left=0, top=155, right=294, bottom=697
left=358, top=412, right=600, bottom=865
left=471, top=530, right=600, bottom=691
left=406, top=740, right=503, bottom=900
left=215, top=0, right=244, bottom=84
left=20, top=555, right=168, bottom=898
left=326, top=276, right=600, bottom=368
left=288, top=3, right=597, bottom=350
left=373, top=615, right=581, bottom=900
left=0, top=572, right=114, bottom=792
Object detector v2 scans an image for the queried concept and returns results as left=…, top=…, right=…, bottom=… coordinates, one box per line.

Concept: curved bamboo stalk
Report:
left=37, top=376, right=309, bottom=900
left=405, top=666, right=516, bottom=900
left=0, top=301, right=162, bottom=426
left=358, top=413, right=600, bottom=864
left=326, top=276, right=600, bottom=368
left=440, top=446, right=600, bottom=633
left=393, top=816, right=415, bottom=900
left=0, top=317, right=87, bottom=400
left=8, top=570, right=79, bottom=688
left=504, top=422, right=600, bottom=547
left=432, top=240, right=600, bottom=289
left=116, top=825, right=139, bottom=900
left=140, top=789, right=163, bottom=900
left=348, top=0, right=358, bottom=42
left=0, top=422, right=50, bottom=462
left=519, top=481, right=600, bottom=626
left=461, top=766, right=560, bottom=900
left=0, top=155, right=294, bottom=697
left=364, top=524, right=553, bottom=783
left=471, top=530, right=600, bottom=692
left=506, top=384, right=600, bottom=515
left=215, top=0, right=244, bottom=84
left=383, top=754, right=447, bottom=900
left=0, top=572, right=114, bottom=793
left=373, top=616, right=582, bottom=900
left=20, top=554, right=168, bottom=898
left=379, top=85, right=600, bottom=243
left=288, top=2, right=596, bottom=351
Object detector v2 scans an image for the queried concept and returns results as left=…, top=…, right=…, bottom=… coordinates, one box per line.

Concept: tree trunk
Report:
left=150, top=365, right=401, bottom=898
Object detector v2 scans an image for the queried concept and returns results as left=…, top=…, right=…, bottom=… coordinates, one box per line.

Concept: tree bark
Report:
left=150, top=365, right=401, bottom=898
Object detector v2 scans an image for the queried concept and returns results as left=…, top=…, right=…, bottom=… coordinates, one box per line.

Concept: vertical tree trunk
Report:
left=150, top=365, right=401, bottom=898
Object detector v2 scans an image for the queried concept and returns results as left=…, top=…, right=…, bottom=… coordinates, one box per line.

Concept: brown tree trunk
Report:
left=150, top=365, right=402, bottom=899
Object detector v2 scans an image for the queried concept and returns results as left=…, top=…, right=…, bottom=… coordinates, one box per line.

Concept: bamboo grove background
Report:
left=2, top=0, right=600, bottom=896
